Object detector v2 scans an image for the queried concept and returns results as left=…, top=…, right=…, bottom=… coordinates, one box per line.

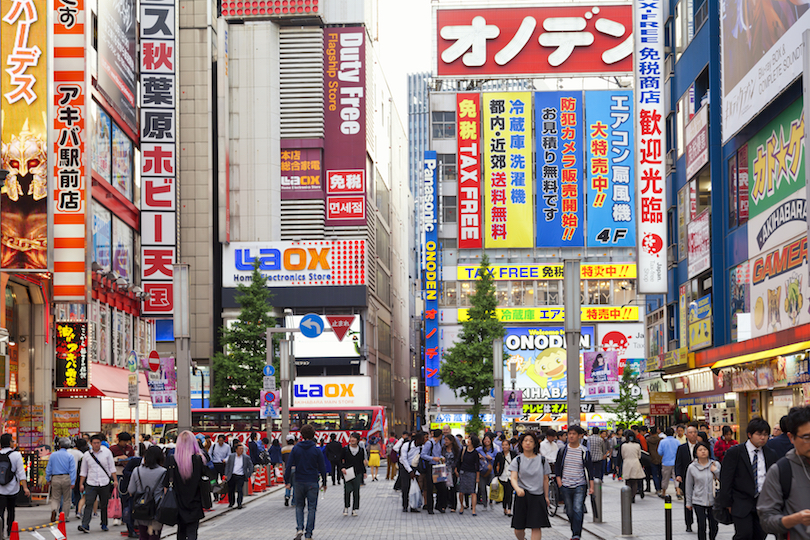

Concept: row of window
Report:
left=439, top=279, right=637, bottom=308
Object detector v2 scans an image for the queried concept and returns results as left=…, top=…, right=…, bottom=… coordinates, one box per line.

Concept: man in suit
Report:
left=674, top=424, right=699, bottom=531
left=717, top=417, right=776, bottom=540
left=764, top=415, right=794, bottom=460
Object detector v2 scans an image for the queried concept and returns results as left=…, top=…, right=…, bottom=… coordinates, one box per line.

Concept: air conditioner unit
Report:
left=667, top=244, right=676, bottom=267
left=666, top=149, right=676, bottom=174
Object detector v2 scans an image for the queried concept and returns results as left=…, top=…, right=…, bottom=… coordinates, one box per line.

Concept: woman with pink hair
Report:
left=163, top=431, right=208, bottom=540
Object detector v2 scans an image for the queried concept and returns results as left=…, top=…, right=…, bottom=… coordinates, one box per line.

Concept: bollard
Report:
left=593, top=478, right=602, bottom=523
left=620, top=485, right=633, bottom=536
left=58, top=511, right=66, bottom=539
left=665, top=495, right=672, bottom=540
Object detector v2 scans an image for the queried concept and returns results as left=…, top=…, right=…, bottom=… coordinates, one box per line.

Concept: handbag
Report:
left=107, top=488, right=123, bottom=519
left=712, top=500, right=733, bottom=525
left=432, top=463, right=448, bottom=483
left=155, top=464, right=179, bottom=526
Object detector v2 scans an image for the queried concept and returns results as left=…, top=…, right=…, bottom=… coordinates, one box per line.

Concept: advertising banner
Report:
left=635, top=0, right=666, bottom=293
left=53, top=410, right=81, bottom=439
left=649, top=392, right=676, bottom=415
left=112, top=124, right=133, bottom=200
left=92, top=104, right=112, bottom=182
left=422, top=152, right=439, bottom=387
left=688, top=209, right=711, bottom=278
left=293, top=376, right=371, bottom=407
left=55, top=322, right=89, bottom=389
left=584, top=90, right=635, bottom=247
left=730, top=261, right=750, bottom=342
left=535, top=91, right=584, bottom=247
left=140, top=0, right=177, bottom=316
left=685, top=105, right=709, bottom=180
left=148, top=356, right=177, bottom=408
left=458, top=306, right=639, bottom=323
left=688, top=294, right=712, bottom=351
left=677, top=186, right=688, bottom=261
left=222, top=240, right=366, bottom=287
left=482, top=92, right=533, bottom=247
left=502, top=326, right=594, bottom=400
left=721, top=0, right=810, bottom=142
left=435, top=5, right=633, bottom=78
left=1, top=0, right=47, bottom=271
left=457, top=263, right=636, bottom=281
left=583, top=351, right=619, bottom=398
left=597, top=323, right=646, bottom=364
left=281, top=148, right=323, bottom=199
left=679, top=283, right=688, bottom=348
left=751, top=234, right=808, bottom=338
left=456, top=93, right=482, bottom=248
left=98, top=0, right=136, bottom=129
left=503, top=390, right=522, bottom=417
left=325, top=170, right=365, bottom=225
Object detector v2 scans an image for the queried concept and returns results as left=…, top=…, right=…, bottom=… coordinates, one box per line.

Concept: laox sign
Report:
left=294, top=383, right=355, bottom=398
left=234, top=247, right=329, bottom=271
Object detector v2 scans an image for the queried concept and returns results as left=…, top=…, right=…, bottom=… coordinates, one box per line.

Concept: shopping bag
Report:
left=408, top=478, right=423, bottom=510
left=107, top=489, right=123, bottom=520
left=490, top=478, right=503, bottom=502
left=432, top=463, right=448, bottom=484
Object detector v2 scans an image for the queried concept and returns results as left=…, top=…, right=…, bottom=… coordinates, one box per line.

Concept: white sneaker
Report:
left=343, top=508, right=348, bottom=516
left=294, top=531, right=303, bottom=540
left=351, top=510, right=358, bottom=517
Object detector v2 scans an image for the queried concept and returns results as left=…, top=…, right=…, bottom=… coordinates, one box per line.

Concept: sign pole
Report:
left=280, top=338, right=290, bottom=443
left=493, top=338, right=503, bottom=431
left=564, top=259, right=582, bottom=427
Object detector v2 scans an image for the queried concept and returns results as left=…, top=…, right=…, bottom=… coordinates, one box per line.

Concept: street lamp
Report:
left=192, top=362, right=207, bottom=408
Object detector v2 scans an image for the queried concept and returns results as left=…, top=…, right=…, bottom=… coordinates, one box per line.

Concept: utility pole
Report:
left=564, top=259, right=581, bottom=426
left=173, top=264, right=192, bottom=433
left=493, top=338, right=503, bottom=431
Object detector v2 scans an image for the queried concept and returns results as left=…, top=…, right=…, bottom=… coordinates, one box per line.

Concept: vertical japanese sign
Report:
left=535, top=91, right=584, bottom=247
left=456, top=93, right=481, bottom=249
left=585, top=90, right=635, bottom=247
left=52, top=0, right=86, bottom=299
left=280, top=147, right=323, bottom=199
left=422, top=152, right=439, bottom=387
left=483, top=92, right=533, bottom=248
left=140, top=0, right=176, bottom=316
left=324, top=27, right=366, bottom=227
left=97, top=0, right=136, bottom=129
left=634, top=0, right=667, bottom=293
left=1, top=0, right=47, bottom=270
left=55, top=322, right=89, bottom=389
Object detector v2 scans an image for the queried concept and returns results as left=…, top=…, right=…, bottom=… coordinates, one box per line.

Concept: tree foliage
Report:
left=212, top=261, right=278, bottom=407
left=604, top=367, right=642, bottom=429
left=439, top=254, right=504, bottom=434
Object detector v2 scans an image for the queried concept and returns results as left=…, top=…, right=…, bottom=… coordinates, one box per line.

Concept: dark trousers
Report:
left=499, top=479, right=514, bottom=511
left=651, top=463, right=662, bottom=491
left=694, top=505, right=718, bottom=540
left=81, top=484, right=111, bottom=529
left=731, top=510, right=766, bottom=540
left=684, top=501, right=694, bottom=528
left=423, top=464, right=447, bottom=512
left=591, top=460, right=604, bottom=480
left=329, top=461, right=342, bottom=485
left=399, top=464, right=411, bottom=509
left=177, top=517, right=199, bottom=540
left=477, top=472, right=492, bottom=506
left=121, top=492, right=134, bottom=534
left=228, top=474, right=246, bottom=506
left=0, top=492, right=18, bottom=535
left=213, top=463, right=225, bottom=500
left=343, top=477, right=361, bottom=510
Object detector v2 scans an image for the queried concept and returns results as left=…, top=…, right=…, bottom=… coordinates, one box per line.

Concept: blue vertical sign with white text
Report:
left=535, top=91, right=585, bottom=247
left=422, top=151, right=440, bottom=387
left=585, top=90, right=636, bottom=247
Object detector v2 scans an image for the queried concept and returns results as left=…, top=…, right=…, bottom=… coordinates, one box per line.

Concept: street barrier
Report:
left=10, top=511, right=67, bottom=540
left=620, top=485, right=632, bottom=536
left=665, top=495, right=672, bottom=540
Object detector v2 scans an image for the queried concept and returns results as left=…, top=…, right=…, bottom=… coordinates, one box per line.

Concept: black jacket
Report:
left=340, top=446, right=367, bottom=477
left=716, top=442, right=777, bottom=518
left=554, top=445, right=593, bottom=483
left=493, top=450, right=517, bottom=478
left=326, top=441, right=343, bottom=463
left=163, top=454, right=205, bottom=523
left=674, top=442, right=694, bottom=481
left=248, top=441, right=261, bottom=465
left=764, top=434, right=794, bottom=461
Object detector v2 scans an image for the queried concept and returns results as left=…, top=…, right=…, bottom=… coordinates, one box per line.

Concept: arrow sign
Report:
left=326, top=315, right=356, bottom=342
left=299, top=313, right=324, bottom=338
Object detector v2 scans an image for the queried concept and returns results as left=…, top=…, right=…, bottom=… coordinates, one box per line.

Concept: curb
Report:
left=550, top=507, right=609, bottom=540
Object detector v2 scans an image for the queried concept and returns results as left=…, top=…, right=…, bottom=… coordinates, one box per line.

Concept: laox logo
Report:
left=294, top=383, right=354, bottom=398
left=235, top=247, right=330, bottom=271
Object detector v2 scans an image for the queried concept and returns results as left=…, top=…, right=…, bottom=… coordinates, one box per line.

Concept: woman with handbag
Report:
left=685, top=442, right=720, bottom=540
left=127, top=446, right=166, bottom=540
left=495, top=438, right=518, bottom=517
left=621, top=430, right=646, bottom=502
left=476, top=432, right=498, bottom=510
left=456, top=434, right=481, bottom=515
left=340, top=432, right=367, bottom=516
left=162, top=431, right=207, bottom=540
left=441, top=434, right=460, bottom=512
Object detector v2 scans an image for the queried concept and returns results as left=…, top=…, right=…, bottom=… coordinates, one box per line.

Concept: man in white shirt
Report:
left=540, top=429, right=560, bottom=468
left=78, top=434, right=117, bottom=533
left=0, top=433, right=30, bottom=539
left=398, top=432, right=424, bottom=513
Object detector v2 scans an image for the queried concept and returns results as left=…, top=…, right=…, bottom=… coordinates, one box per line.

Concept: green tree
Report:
left=212, top=261, right=278, bottom=407
left=604, top=366, right=642, bottom=430
left=439, top=254, right=504, bottom=434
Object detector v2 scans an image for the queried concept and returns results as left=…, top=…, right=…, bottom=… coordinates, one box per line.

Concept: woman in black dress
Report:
left=163, top=431, right=207, bottom=540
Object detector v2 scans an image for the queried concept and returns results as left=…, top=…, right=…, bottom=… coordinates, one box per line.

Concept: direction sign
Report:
left=299, top=313, right=324, bottom=338
left=326, top=315, right=356, bottom=342
left=148, top=350, right=161, bottom=372
left=263, top=364, right=276, bottom=377
left=263, top=376, right=276, bottom=391
left=128, top=373, right=139, bottom=407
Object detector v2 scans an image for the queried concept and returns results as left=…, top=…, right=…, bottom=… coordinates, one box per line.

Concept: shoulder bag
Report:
left=198, top=456, right=213, bottom=510
left=155, top=463, right=179, bottom=526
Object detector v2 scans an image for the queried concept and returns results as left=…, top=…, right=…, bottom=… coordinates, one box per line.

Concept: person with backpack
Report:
left=392, top=431, right=411, bottom=492
left=398, top=431, right=424, bottom=513
left=495, top=437, right=518, bottom=517
left=163, top=431, right=208, bottom=540
left=127, top=446, right=166, bottom=540
left=476, top=432, right=498, bottom=510
left=685, top=441, right=720, bottom=540
left=285, top=424, right=327, bottom=540
left=554, top=425, right=594, bottom=540
left=509, top=432, right=551, bottom=540
left=78, top=434, right=118, bottom=533
left=420, top=429, right=448, bottom=514
left=325, top=434, right=343, bottom=486
left=0, top=434, right=30, bottom=539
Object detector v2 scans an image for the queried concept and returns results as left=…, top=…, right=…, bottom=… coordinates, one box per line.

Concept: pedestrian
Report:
left=282, top=434, right=297, bottom=506
left=163, top=431, right=207, bottom=540
left=456, top=434, right=480, bottom=515
left=697, top=432, right=716, bottom=460
left=717, top=417, right=776, bottom=540
left=69, top=438, right=86, bottom=518
left=392, top=431, right=411, bottom=492
left=675, top=424, right=700, bottom=529
left=111, top=432, right=135, bottom=475
left=367, top=436, right=382, bottom=481
left=78, top=434, right=117, bottom=533
left=477, top=432, right=497, bottom=510
left=210, top=435, right=230, bottom=486
left=554, top=425, right=594, bottom=540
left=764, top=415, right=794, bottom=460
left=494, top=437, right=517, bottom=517
left=442, top=434, right=460, bottom=512
left=385, top=431, right=398, bottom=481
left=685, top=441, right=721, bottom=540
left=45, top=437, right=77, bottom=524
left=586, top=427, right=606, bottom=480
left=223, top=441, right=254, bottom=509
left=0, top=433, right=30, bottom=540
left=397, top=431, right=422, bottom=512
left=539, top=430, right=557, bottom=467
left=509, top=432, right=551, bottom=540
left=647, top=426, right=663, bottom=496
left=247, top=432, right=261, bottom=467
left=285, top=425, right=327, bottom=540
left=119, top=454, right=141, bottom=538
left=714, top=426, right=738, bottom=463
left=269, top=439, right=283, bottom=467
left=621, top=430, right=645, bottom=501
left=758, top=405, right=810, bottom=540
left=659, top=427, right=679, bottom=497
left=676, top=425, right=687, bottom=444
left=421, top=429, right=448, bottom=514
left=340, top=432, right=366, bottom=517
left=127, top=446, right=166, bottom=540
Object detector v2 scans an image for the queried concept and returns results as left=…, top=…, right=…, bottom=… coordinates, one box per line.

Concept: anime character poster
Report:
left=583, top=351, right=619, bottom=398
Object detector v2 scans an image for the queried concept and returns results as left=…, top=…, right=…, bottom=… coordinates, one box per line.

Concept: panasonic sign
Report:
left=292, top=376, right=371, bottom=407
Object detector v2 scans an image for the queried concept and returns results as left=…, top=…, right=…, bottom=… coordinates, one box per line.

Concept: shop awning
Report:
left=56, top=363, right=150, bottom=400
left=695, top=323, right=810, bottom=369
left=712, top=340, right=810, bottom=369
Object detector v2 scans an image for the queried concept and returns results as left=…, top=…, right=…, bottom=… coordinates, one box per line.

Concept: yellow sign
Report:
left=457, top=263, right=637, bottom=281
left=458, top=306, right=639, bottom=323
left=662, top=347, right=688, bottom=368
left=483, top=92, right=533, bottom=248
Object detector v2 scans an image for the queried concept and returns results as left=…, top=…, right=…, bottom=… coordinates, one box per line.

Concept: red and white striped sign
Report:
left=52, top=0, right=87, bottom=301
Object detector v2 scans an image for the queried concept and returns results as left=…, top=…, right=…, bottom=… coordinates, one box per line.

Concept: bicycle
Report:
left=547, top=473, right=559, bottom=517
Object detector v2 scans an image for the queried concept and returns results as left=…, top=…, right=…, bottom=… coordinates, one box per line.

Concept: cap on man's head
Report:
left=118, top=432, right=132, bottom=442
left=286, top=435, right=296, bottom=442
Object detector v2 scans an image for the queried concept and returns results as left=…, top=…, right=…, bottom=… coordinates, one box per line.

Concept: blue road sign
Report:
left=299, top=313, right=324, bottom=338
left=263, top=364, right=275, bottom=377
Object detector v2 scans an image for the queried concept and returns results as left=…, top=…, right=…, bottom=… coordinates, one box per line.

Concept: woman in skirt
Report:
left=455, top=434, right=481, bottom=515
left=509, top=432, right=551, bottom=540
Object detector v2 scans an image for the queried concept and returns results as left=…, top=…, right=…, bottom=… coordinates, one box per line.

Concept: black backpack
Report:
left=0, top=452, right=15, bottom=485
left=132, top=469, right=166, bottom=521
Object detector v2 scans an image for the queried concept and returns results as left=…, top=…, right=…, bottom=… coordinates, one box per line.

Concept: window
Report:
left=585, top=280, right=611, bottom=305
left=375, top=170, right=390, bottom=223
left=93, top=205, right=112, bottom=272
left=432, top=112, right=455, bottom=139
left=376, top=264, right=390, bottom=305
left=614, top=280, right=636, bottom=307
left=343, top=411, right=371, bottom=431
left=510, top=282, right=534, bottom=306
left=378, top=360, right=392, bottom=403
left=304, top=412, right=341, bottom=431
left=459, top=282, right=474, bottom=307
left=376, top=217, right=390, bottom=268
left=440, top=281, right=457, bottom=307
left=438, top=154, right=457, bottom=181
left=536, top=281, right=560, bottom=305
left=496, top=282, right=509, bottom=306
left=693, top=167, right=711, bottom=215
left=378, top=318, right=391, bottom=358
left=442, top=196, right=457, bottom=223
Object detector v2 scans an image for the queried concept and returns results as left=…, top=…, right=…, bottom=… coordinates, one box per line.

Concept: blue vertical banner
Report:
left=421, top=151, right=440, bottom=387
left=535, top=91, right=585, bottom=247
left=585, top=90, right=636, bottom=247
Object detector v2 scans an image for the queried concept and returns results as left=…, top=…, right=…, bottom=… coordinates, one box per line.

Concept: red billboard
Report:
left=436, top=6, right=633, bottom=78
left=327, top=196, right=365, bottom=223
left=456, top=93, right=482, bottom=249
left=281, top=147, right=323, bottom=200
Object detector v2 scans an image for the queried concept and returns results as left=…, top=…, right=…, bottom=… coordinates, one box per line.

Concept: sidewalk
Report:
left=551, top=476, right=735, bottom=540
left=8, top=484, right=284, bottom=540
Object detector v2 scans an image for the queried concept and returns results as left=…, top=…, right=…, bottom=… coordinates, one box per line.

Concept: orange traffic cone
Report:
left=58, top=512, right=67, bottom=539
left=9, top=520, right=19, bottom=540
left=247, top=475, right=254, bottom=496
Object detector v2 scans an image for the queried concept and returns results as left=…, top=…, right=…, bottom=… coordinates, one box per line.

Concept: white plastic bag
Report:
left=409, top=478, right=423, bottom=510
